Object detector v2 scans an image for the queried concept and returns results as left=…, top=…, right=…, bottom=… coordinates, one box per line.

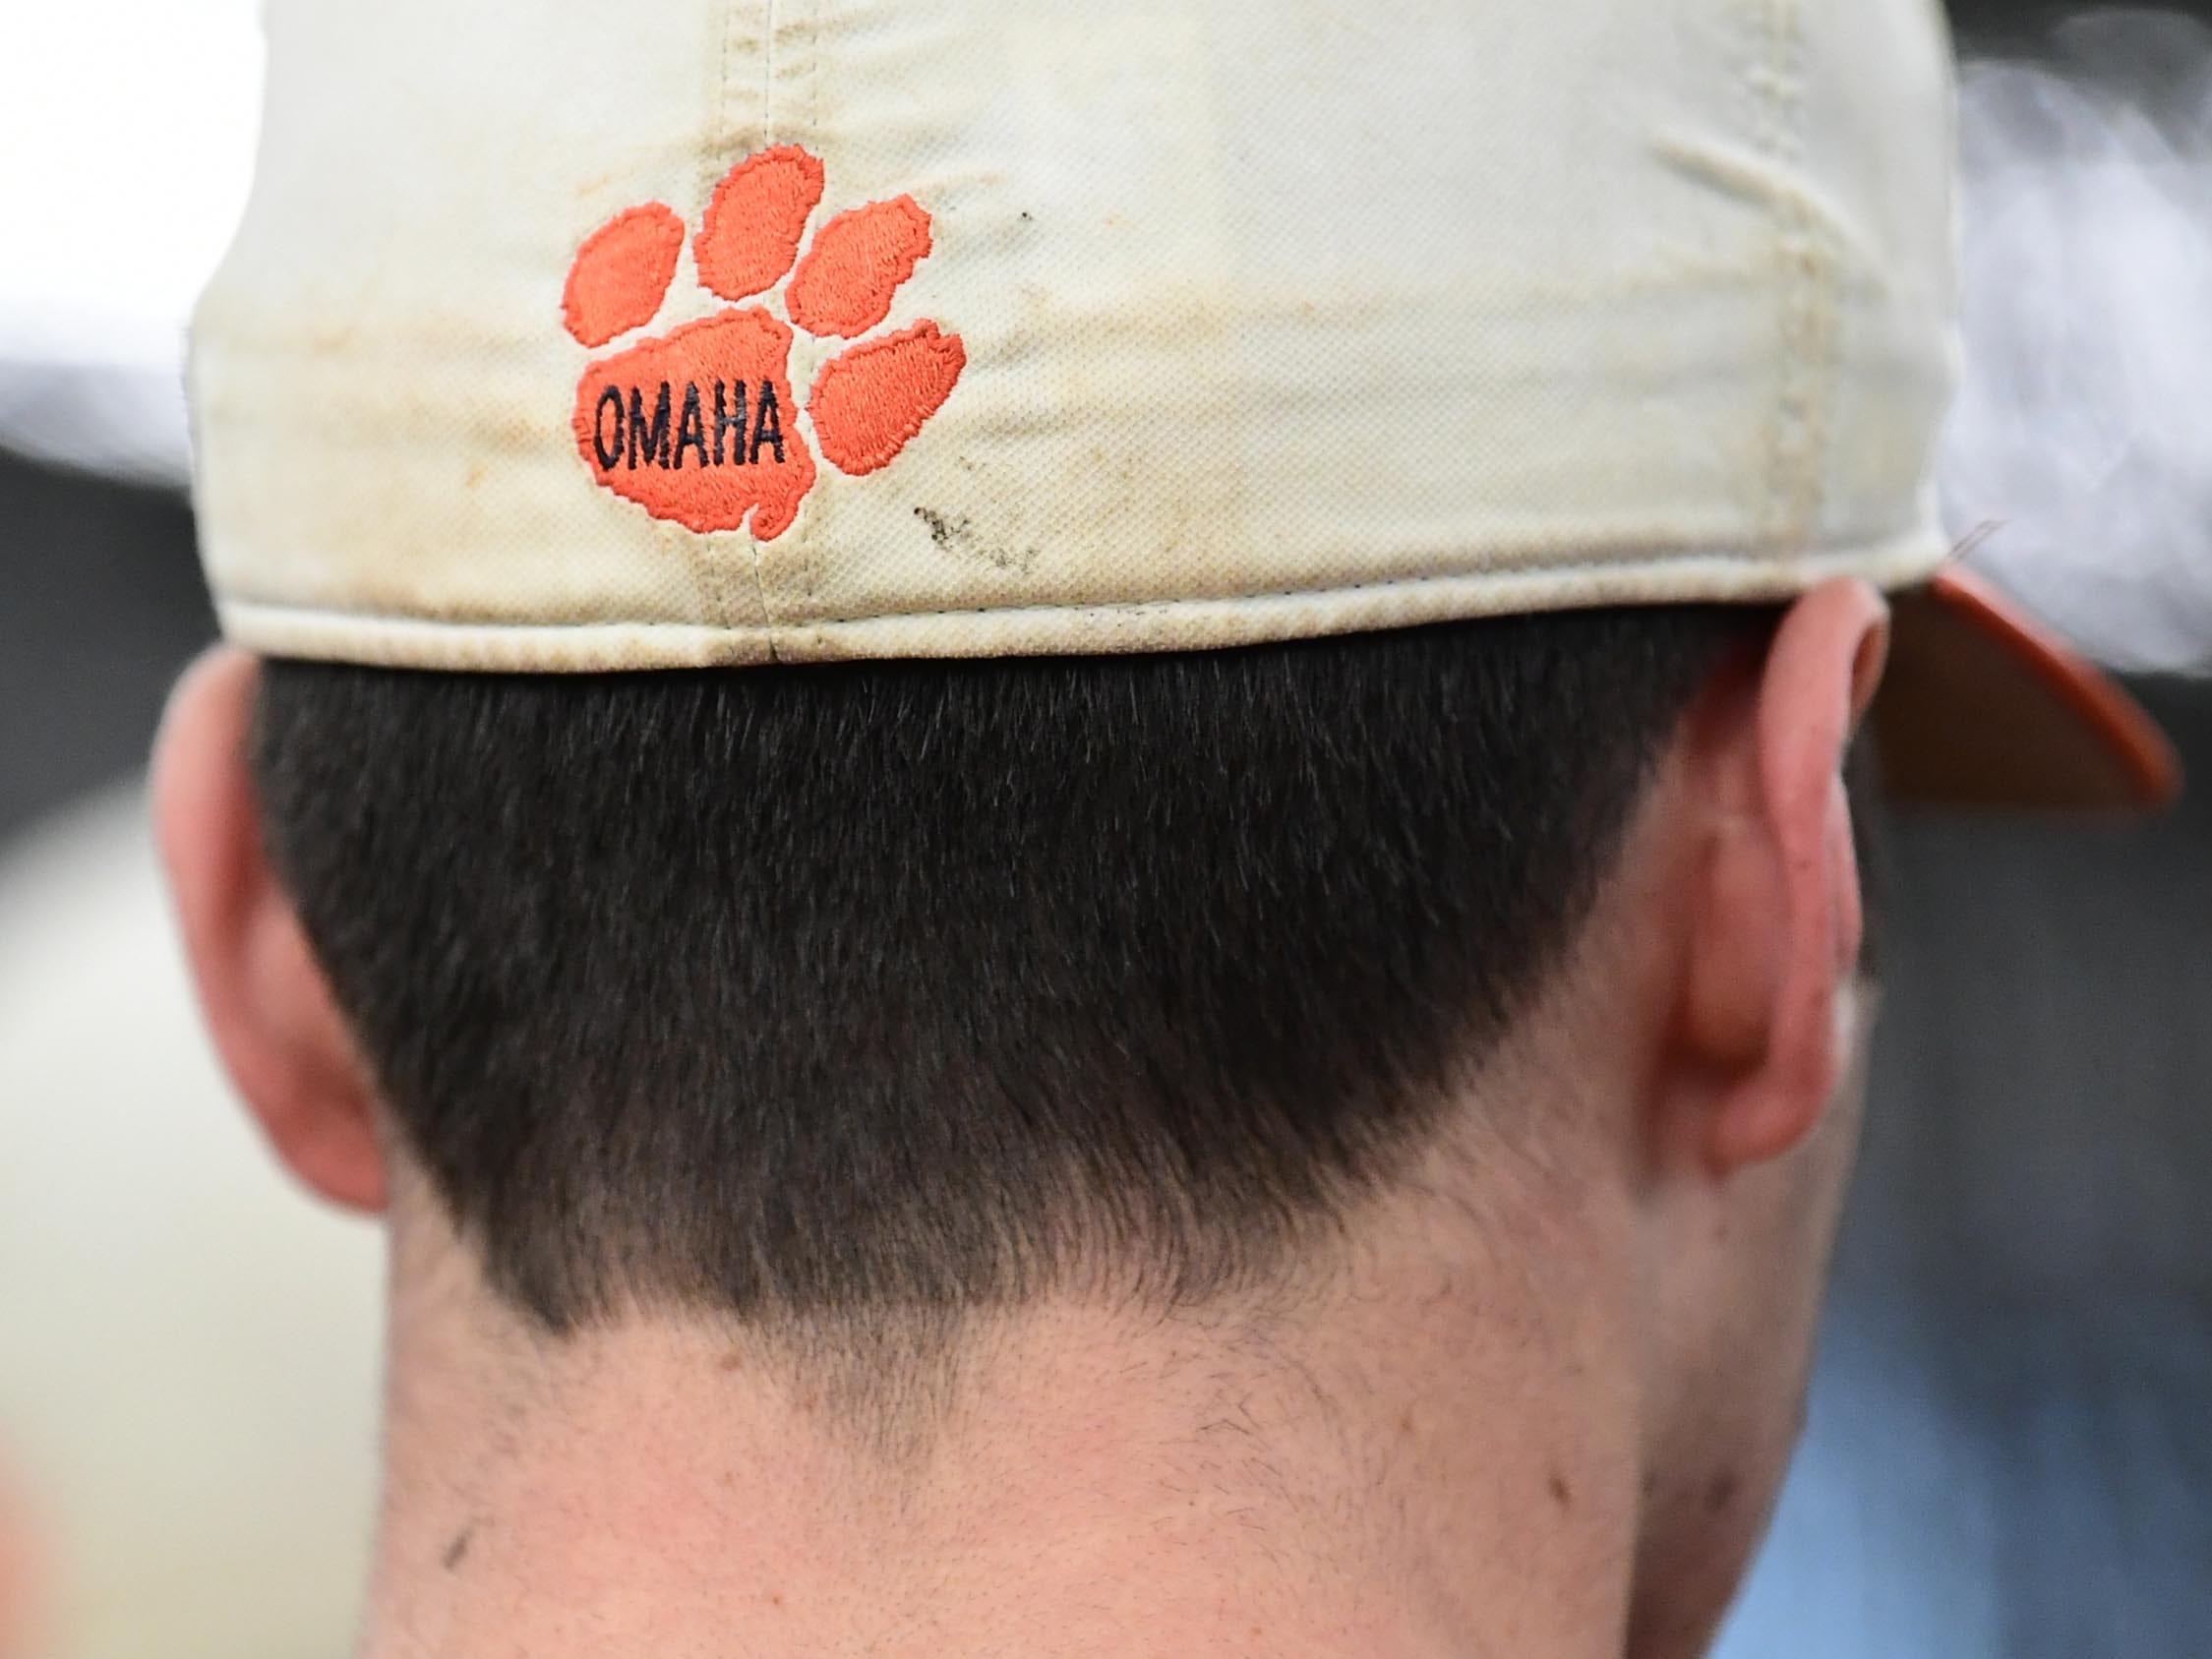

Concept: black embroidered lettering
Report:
left=675, top=383, right=709, bottom=470
left=716, top=381, right=747, bottom=467
left=592, top=385, right=625, bottom=470
left=628, top=382, right=672, bottom=469
left=750, top=380, right=786, bottom=465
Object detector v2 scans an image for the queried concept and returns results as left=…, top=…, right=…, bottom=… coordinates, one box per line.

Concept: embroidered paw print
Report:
left=564, top=147, right=967, bottom=540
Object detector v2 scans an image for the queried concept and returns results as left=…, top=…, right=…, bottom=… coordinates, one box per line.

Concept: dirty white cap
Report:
left=188, top=0, right=2178, bottom=809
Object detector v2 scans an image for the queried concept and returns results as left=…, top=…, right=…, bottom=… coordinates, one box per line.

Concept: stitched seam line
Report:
left=761, top=0, right=777, bottom=144
left=744, top=0, right=783, bottom=659
left=790, top=0, right=828, bottom=614
left=1757, top=0, right=1834, bottom=549
left=213, top=528, right=1946, bottom=636
left=678, top=0, right=775, bottom=650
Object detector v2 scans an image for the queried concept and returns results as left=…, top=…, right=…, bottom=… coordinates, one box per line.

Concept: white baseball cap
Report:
left=188, top=0, right=2179, bottom=809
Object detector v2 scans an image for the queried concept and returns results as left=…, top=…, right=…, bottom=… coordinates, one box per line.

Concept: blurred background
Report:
left=0, top=1, right=2206, bottom=1655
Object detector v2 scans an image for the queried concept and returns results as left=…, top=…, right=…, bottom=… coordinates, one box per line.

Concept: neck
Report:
left=362, top=1166, right=1644, bottom=1659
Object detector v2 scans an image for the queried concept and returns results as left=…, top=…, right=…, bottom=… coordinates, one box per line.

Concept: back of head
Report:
left=251, top=605, right=1771, bottom=1378
left=157, top=0, right=2181, bottom=1649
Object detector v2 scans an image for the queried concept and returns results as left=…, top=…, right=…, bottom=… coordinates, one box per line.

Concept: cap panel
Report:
left=763, top=0, right=1956, bottom=643
left=191, top=0, right=770, bottom=649
left=768, top=6, right=1259, bottom=635
left=193, top=0, right=1966, bottom=666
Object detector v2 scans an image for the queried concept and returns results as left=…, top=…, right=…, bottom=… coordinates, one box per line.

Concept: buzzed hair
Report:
left=253, top=606, right=1804, bottom=1352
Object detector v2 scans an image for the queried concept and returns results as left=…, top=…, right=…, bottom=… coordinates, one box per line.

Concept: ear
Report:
left=153, top=648, right=388, bottom=1213
left=1674, top=578, right=1889, bottom=1175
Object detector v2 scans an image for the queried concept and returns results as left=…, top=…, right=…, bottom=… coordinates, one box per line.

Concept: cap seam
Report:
left=712, top=0, right=792, bottom=663
left=747, top=0, right=785, bottom=659
left=213, top=529, right=1948, bottom=638
left=1749, top=0, right=1837, bottom=552
left=781, top=0, right=832, bottom=629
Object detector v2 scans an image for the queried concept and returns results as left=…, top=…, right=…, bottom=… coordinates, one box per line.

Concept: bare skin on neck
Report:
left=364, top=1124, right=1649, bottom=1659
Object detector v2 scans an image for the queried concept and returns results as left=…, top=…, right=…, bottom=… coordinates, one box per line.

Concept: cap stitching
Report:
left=790, top=0, right=831, bottom=618
left=748, top=0, right=786, bottom=659
left=686, top=0, right=786, bottom=656
left=215, top=530, right=1946, bottom=637
left=760, top=0, right=778, bottom=145
left=1753, top=0, right=1837, bottom=552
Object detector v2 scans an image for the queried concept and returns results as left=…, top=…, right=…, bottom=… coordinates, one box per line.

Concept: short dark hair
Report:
left=253, top=607, right=1791, bottom=1344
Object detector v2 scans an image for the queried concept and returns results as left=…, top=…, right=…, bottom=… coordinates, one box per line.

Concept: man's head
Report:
left=157, top=573, right=1890, bottom=1651
left=159, top=0, right=2180, bottom=1649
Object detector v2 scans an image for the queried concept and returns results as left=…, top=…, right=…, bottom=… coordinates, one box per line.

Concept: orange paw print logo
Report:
left=563, top=147, right=966, bottom=540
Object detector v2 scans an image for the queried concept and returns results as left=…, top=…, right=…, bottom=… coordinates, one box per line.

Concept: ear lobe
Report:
left=153, top=648, right=388, bottom=1214
left=1682, top=579, right=1888, bottom=1175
